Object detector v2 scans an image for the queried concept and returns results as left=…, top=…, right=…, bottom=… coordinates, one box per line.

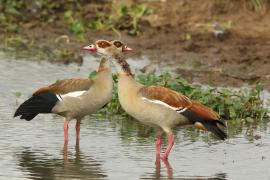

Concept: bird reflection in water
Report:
left=63, top=139, right=81, bottom=167
left=155, top=154, right=173, bottom=180
left=143, top=155, right=227, bottom=180
left=17, top=143, right=107, bottom=179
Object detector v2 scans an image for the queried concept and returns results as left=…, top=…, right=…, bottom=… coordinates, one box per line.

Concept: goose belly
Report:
left=119, top=95, right=189, bottom=128
left=53, top=94, right=111, bottom=118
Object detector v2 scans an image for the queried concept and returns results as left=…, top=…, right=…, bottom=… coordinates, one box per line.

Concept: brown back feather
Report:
left=139, top=86, right=191, bottom=108
left=33, top=78, right=93, bottom=95
left=189, top=101, right=220, bottom=120
left=139, top=86, right=222, bottom=123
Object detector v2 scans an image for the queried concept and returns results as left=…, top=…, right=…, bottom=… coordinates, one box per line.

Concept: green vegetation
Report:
left=89, top=4, right=152, bottom=35
left=0, top=1, right=152, bottom=37
left=0, top=0, right=269, bottom=38
left=215, top=0, right=269, bottom=12
left=0, top=0, right=269, bottom=62
left=96, top=72, right=269, bottom=123
left=246, top=0, right=269, bottom=11
left=64, top=10, right=85, bottom=41
left=64, top=3, right=152, bottom=37
left=1, top=35, right=78, bottom=63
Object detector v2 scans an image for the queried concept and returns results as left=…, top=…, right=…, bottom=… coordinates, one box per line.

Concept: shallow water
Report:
left=1, top=56, right=270, bottom=180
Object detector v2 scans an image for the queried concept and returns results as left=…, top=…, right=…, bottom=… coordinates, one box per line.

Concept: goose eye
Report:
left=113, top=41, right=122, bottom=48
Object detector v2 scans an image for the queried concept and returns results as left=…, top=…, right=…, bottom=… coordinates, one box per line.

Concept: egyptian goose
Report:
left=90, top=40, right=227, bottom=161
left=14, top=40, right=125, bottom=143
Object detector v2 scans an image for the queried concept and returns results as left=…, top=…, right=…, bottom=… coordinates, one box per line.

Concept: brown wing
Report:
left=33, top=78, right=93, bottom=95
left=139, top=86, right=191, bottom=109
left=189, top=101, right=220, bottom=120
left=140, top=86, right=226, bottom=139
left=139, top=86, right=220, bottom=120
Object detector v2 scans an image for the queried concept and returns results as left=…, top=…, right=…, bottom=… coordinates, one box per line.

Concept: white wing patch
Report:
left=59, top=91, right=86, bottom=100
left=176, top=107, right=187, bottom=113
left=56, top=94, right=62, bottom=101
left=141, top=97, right=187, bottom=113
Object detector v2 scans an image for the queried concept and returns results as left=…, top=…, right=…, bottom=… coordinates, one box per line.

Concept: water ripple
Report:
left=0, top=59, right=270, bottom=179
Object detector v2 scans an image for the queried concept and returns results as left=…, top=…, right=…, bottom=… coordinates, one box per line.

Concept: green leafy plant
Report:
left=88, top=3, right=152, bottom=35
left=128, top=4, right=152, bottom=35
left=64, top=10, right=85, bottom=41
left=3, top=0, right=22, bottom=15
left=14, top=91, right=22, bottom=98
left=111, top=3, right=152, bottom=35
left=88, top=12, right=108, bottom=31
left=246, top=0, right=268, bottom=11
left=0, top=13, right=7, bottom=23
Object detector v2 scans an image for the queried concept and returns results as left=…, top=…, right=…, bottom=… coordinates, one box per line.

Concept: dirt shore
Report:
left=1, top=0, right=270, bottom=90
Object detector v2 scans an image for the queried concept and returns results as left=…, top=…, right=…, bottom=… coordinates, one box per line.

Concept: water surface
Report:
left=0, top=57, right=270, bottom=180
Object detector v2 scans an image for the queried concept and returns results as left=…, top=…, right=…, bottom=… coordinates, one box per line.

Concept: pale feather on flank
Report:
left=142, top=97, right=181, bottom=111
left=61, top=91, right=86, bottom=98
left=176, top=107, right=187, bottom=113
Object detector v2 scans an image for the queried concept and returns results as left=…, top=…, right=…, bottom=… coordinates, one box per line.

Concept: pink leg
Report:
left=64, top=121, right=69, bottom=142
left=163, top=159, right=173, bottom=178
left=63, top=140, right=68, bottom=166
left=156, top=136, right=162, bottom=155
left=76, top=120, right=81, bottom=141
left=155, top=158, right=161, bottom=178
left=161, top=133, right=175, bottom=161
left=155, top=136, right=162, bottom=165
left=155, top=130, right=163, bottom=165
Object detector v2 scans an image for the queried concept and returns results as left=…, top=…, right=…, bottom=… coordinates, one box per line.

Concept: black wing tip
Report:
left=14, top=110, right=21, bottom=118
left=218, top=130, right=227, bottom=140
left=214, top=124, right=228, bottom=140
left=14, top=113, right=35, bottom=121
left=13, top=92, right=58, bottom=121
left=200, top=121, right=228, bottom=140
left=210, top=126, right=227, bottom=140
left=217, top=119, right=226, bottom=127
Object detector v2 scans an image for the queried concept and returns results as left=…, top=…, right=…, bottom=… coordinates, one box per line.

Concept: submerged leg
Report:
left=64, top=120, right=69, bottom=143
left=155, top=129, right=163, bottom=165
left=163, top=159, right=173, bottom=178
left=63, top=140, right=68, bottom=166
left=76, top=120, right=81, bottom=141
left=161, top=132, right=175, bottom=161
left=155, top=129, right=163, bottom=157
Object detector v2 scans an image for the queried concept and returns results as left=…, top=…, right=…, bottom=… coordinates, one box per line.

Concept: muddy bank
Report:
left=1, top=0, right=270, bottom=90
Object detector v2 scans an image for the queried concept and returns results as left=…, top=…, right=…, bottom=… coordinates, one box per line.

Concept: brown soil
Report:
left=2, top=0, right=270, bottom=90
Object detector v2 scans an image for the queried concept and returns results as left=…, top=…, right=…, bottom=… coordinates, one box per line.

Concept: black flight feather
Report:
left=14, top=92, right=59, bottom=121
left=180, top=109, right=227, bottom=140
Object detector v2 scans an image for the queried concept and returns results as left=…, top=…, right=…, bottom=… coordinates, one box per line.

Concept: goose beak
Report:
left=81, top=44, right=97, bottom=52
left=122, top=46, right=133, bottom=52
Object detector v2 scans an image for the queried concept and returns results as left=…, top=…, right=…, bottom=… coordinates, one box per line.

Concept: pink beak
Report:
left=81, top=44, right=97, bottom=52
left=122, top=46, right=133, bottom=52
